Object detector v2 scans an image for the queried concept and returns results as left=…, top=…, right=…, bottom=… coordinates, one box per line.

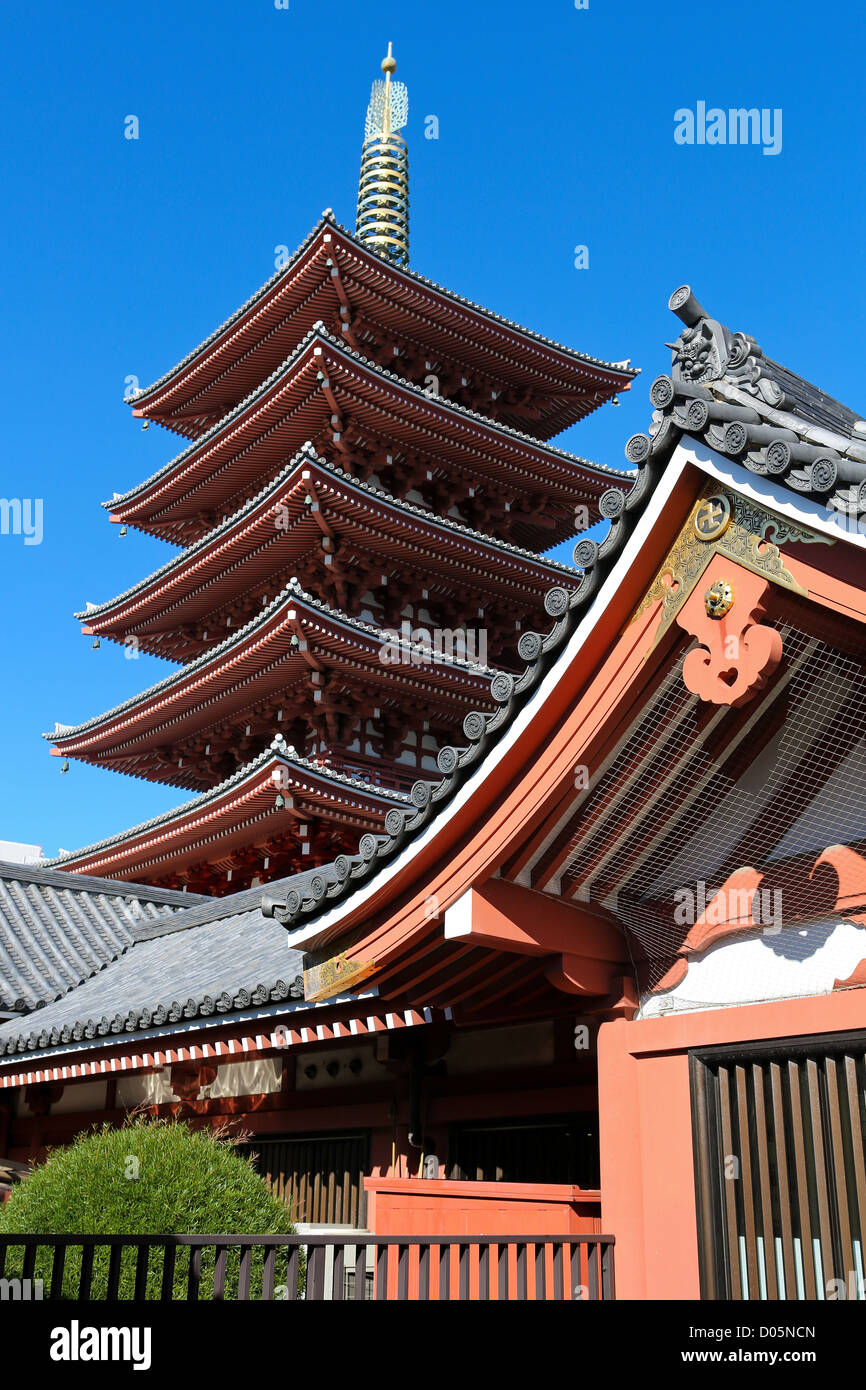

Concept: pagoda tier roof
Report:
left=130, top=213, right=637, bottom=441
left=82, top=445, right=580, bottom=662
left=108, top=324, right=630, bottom=546
left=54, top=578, right=497, bottom=788
left=42, top=737, right=410, bottom=887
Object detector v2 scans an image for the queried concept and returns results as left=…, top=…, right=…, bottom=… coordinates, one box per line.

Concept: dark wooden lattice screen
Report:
left=692, top=1036, right=866, bottom=1299
left=242, top=1132, right=369, bottom=1227
left=448, top=1115, right=599, bottom=1188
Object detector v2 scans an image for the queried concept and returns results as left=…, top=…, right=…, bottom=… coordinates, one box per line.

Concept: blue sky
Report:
left=1, top=0, right=863, bottom=859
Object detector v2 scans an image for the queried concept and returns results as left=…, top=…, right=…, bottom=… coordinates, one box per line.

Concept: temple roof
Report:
left=43, top=737, right=411, bottom=884
left=109, top=324, right=630, bottom=545
left=0, top=861, right=208, bottom=1016
left=0, top=867, right=439, bottom=1065
left=53, top=579, right=497, bottom=787
left=81, top=445, right=579, bottom=661
left=628, top=286, right=866, bottom=517
left=261, top=287, right=866, bottom=938
left=129, top=214, right=636, bottom=440
left=0, top=879, right=311, bottom=1054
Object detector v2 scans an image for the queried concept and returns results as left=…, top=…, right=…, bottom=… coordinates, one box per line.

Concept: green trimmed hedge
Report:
left=0, top=1118, right=303, bottom=1300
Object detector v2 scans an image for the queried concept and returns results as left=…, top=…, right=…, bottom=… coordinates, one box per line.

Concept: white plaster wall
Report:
left=116, top=1070, right=178, bottom=1107
left=205, top=1057, right=281, bottom=1099
left=641, top=918, right=866, bottom=1018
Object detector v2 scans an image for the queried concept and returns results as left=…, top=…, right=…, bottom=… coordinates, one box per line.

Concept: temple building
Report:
left=3, top=282, right=864, bottom=1302
left=44, top=49, right=635, bottom=895
left=4, top=50, right=865, bottom=1305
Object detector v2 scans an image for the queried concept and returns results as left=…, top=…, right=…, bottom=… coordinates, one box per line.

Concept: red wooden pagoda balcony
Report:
left=319, top=751, right=421, bottom=796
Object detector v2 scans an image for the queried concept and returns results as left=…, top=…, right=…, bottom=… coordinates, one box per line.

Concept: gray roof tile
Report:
left=0, top=866, right=322, bottom=1055
left=639, top=285, right=866, bottom=515
left=0, top=862, right=209, bottom=1014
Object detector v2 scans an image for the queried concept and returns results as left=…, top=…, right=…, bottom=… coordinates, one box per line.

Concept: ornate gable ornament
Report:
left=631, top=483, right=830, bottom=706
left=668, top=285, right=774, bottom=403
left=677, top=561, right=783, bottom=707
left=632, top=484, right=822, bottom=637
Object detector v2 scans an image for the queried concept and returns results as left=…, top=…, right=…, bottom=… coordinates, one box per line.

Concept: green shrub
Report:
left=0, top=1117, right=303, bottom=1300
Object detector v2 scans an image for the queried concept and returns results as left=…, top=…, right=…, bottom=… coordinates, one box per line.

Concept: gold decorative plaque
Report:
left=303, top=951, right=377, bottom=1002
left=631, top=483, right=832, bottom=647
left=694, top=494, right=732, bottom=541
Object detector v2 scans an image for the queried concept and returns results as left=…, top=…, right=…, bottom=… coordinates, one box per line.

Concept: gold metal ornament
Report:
left=630, top=483, right=824, bottom=647
left=704, top=579, right=734, bottom=618
left=694, top=494, right=732, bottom=541
left=304, top=951, right=377, bottom=1002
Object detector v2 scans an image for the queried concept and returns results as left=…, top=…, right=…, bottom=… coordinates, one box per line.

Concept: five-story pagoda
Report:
left=46, top=48, right=637, bottom=895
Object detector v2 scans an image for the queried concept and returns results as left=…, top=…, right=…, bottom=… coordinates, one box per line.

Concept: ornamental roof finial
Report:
left=356, top=42, right=410, bottom=267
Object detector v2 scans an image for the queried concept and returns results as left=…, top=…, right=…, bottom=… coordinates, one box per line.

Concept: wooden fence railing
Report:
left=0, top=1233, right=615, bottom=1301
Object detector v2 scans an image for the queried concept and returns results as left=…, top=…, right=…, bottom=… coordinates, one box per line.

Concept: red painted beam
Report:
left=445, top=879, right=626, bottom=959
left=444, top=879, right=629, bottom=997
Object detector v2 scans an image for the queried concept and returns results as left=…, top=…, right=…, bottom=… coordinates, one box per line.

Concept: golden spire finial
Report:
left=380, top=43, right=396, bottom=138
left=356, top=44, right=410, bottom=267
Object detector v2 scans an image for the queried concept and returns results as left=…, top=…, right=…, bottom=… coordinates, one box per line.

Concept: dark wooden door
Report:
left=692, top=1036, right=866, bottom=1299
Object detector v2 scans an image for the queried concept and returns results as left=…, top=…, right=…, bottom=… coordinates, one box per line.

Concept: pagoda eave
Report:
left=43, top=744, right=410, bottom=893
left=51, top=581, right=498, bottom=786
left=110, top=326, right=629, bottom=545
left=81, top=450, right=578, bottom=659
left=130, top=218, right=636, bottom=440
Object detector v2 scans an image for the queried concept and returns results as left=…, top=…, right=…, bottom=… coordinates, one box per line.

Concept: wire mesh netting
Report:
left=555, top=622, right=866, bottom=995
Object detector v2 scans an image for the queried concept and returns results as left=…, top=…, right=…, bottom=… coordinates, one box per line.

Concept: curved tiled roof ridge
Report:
left=132, top=211, right=638, bottom=406
left=81, top=437, right=583, bottom=628
left=261, top=282, right=866, bottom=934
left=109, top=319, right=630, bottom=514
left=43, top=734, right=411, bottom=869
left=0, top=972, right=307, bottom=1057
left=54, top=572, right=499, bottom=746
left=627, top=285, right=866, bottom=517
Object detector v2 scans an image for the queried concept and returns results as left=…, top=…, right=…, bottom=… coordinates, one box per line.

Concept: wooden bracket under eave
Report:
left=445, top=878, right=632, bottom=1001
